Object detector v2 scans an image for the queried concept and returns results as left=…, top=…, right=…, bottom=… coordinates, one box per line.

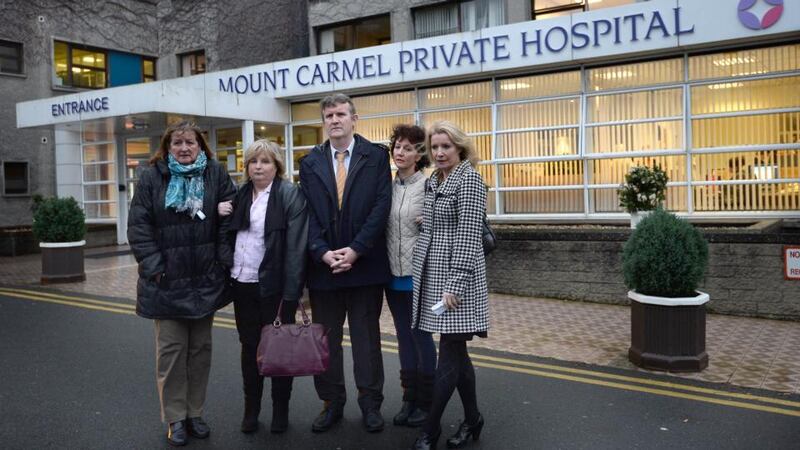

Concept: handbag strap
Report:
left=273, top=300, right=312, bottom=327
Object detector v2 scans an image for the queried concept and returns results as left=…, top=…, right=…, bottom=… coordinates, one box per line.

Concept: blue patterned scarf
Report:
left=165, top=152, right=207, bottom=218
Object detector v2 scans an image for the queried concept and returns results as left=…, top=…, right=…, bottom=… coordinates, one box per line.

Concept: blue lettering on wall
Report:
left=51, top=97, right=109, bottom=117
left=210, top=6, right=696, bottom=95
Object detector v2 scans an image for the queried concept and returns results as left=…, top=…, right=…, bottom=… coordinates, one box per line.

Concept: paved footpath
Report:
left=1, top=288, right=798, bottom=449
left=1, top=245, right=800, bottom=395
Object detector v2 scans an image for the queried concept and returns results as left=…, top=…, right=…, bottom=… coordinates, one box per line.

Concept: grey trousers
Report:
left=154, top=316, right=214, bottom=423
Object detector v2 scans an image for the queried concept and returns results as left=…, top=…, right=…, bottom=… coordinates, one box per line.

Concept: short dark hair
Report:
left=389, top=124, right=429, bottom=172
left=319, top=93, right=356, bottom=118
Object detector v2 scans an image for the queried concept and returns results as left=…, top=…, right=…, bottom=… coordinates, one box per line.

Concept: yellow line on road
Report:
left=0, top=290, right=135, bottom=316
left=3, top=287, right=800, bottom=417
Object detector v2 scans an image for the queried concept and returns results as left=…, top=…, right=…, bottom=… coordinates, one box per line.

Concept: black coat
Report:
left=299, top=134, right=392, bottom=290
left=128, top=158, right=236, bottom=319
left=228, top=177, right=308, bottom=302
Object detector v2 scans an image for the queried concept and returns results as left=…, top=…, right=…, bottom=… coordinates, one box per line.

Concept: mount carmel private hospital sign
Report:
left=216, top=0, right=798, bottom=99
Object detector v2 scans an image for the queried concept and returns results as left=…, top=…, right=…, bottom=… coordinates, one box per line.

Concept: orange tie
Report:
left=336, top=150, right=348, bottom=208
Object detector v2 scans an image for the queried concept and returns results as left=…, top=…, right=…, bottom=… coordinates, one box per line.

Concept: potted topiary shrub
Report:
left=622, top=208, right=710, bottom=372
left=31, top=196, right=87, bottom=284
left=618, top=164, right=668, bottom=228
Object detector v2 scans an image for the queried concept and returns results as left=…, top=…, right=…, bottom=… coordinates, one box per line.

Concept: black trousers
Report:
left=310, top=284, right=385, bottom=412
left=232, top=280, right=295, bottom=404
left=423, top=338, right=480, bottom=435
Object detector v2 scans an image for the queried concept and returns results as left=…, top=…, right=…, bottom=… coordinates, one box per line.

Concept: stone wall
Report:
left=487, top=223, right=800, bottom=320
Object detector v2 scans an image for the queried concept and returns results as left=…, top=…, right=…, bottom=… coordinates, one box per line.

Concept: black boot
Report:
left=411, top=427, right=441, bottom=450
left=407, top=373, right=434, bottom=427
left=241, top=396, right=261, bottom=433
left=445, top=414, right=484, bottom=448
left=271, top=398, right=289, bottom=433
left=394, top=369, right=418, bottom=425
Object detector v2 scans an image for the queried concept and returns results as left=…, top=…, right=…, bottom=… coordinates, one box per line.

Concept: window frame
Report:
left=53, top=40, right=109, bottom=89
left=1, top=160, right=31, bottom=197
left=532, top=0, right=586, bottom=19
left=315, top=13, right=392, bottom=54
left=0, top=39, right=23, bottom=75
left=179, top=50, right=206, bottom=77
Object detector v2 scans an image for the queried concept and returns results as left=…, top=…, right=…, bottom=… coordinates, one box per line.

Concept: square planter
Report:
left=628, top=290, right=709, bottom=373
left=40, top=241, right=86, bottom=284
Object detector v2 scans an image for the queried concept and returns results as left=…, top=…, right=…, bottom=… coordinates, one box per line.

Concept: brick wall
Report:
left=487, top=224, right=800, bottom=320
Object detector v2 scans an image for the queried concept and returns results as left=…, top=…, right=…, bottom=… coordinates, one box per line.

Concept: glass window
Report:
left=292, top=124, right=323, bottom=147
left=419, top=81, right=492, bottom=109
left=498, top=98, right=579, bottom=130
left=501, top=160, right=584, bottom=188
left=689, top=44, right=800, bottom=81
left=691, top=76, right=800, bottom=116
left=215, top=127, right=243, bottom=174
left=2, top=161, right=29, bottom=196
left=420, top=107, right=491, bottom=134
left=693, top=112, right=800, bottom=149
left=353, top=91, right=416, bottom=116
left=497, top=128, right=579, bottom=159
left=414, top=0, right=505, bottom=39
left=588, top=120, right=683, bottom=153
left=0, top=39, right=23, bottom=74
left=503, top=190, right=585, bottom=213
left=292, top=102, right=321, bottom=122
left=357, top=115, right=415, bottom=144
left=83, top=202, right=117, bottom=220
left=533, top=0, right=639, bottom=19
left=587, top=58, right=683, bottom=91
left=593, top=186, right=687, bottom=213
left=591, top=156, right=687, bottom=185
left=142, top=57, right=156, bottom=82
left=180, top=50, right=206, bottom=76
left=255, top=124, right=285, bottom=146
left=497, top=71, right=581, bottom=101
left=588, top=88, right=683, bottom=123
left=317, top=14, right=390, bottom=54
left=693, top=183, right=799, bottom=212
left=692, top=150, right=800, bottom=183
left=54, top=41, right=107, bottom=88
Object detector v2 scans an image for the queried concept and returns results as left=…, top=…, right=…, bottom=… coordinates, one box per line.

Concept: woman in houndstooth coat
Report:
left=411, top=121, right=488, bottom=450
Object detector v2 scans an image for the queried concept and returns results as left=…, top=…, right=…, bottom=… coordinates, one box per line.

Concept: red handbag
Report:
left=256, top=300, right=330, bottom=377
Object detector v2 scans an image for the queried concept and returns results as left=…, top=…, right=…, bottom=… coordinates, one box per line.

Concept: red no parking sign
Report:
left=785, top=246, right=800, bottom=280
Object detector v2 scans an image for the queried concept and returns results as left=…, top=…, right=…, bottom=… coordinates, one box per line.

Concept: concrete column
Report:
left=242, top=120, right=254, bottom=150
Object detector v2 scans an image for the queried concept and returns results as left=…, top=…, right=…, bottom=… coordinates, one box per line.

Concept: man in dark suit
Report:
left=299, top=93, right=392, bottom=433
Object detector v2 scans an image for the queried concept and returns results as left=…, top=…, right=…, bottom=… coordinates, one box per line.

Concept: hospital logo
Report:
left=738, top=0, right=784, bottom=30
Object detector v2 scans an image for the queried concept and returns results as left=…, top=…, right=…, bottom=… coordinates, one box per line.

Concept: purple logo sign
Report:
left=738, top=0, right=784, bottom=30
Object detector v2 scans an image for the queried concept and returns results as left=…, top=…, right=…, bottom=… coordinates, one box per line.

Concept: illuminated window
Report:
left=317, top=15, right=390, bottom=54
left=215, top=127, right=243, bottom=176
left=180, top=50, right=206, bottom=76
left=82, top=120, right=117, bottom=220
left=54, top=41, right=107, bottom=89
left=414, top=0, right=505, bottom=39
left=0, top=39, right=23, bottom=74
left=142, top=57, right=156, bottom=82
left=533, top=0, right=643, bottom=19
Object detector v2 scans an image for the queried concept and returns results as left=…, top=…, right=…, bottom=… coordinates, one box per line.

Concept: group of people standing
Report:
left=128, top=93, right=490, bottom=449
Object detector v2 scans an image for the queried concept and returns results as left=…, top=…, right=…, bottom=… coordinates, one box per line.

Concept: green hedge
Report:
left=622, top=209, right=708, bottom=297
left=31, top=196, right=87, bottom=243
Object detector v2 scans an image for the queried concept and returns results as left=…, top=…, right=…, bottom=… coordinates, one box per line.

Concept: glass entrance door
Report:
left=117, top=137, right=153, bottom=244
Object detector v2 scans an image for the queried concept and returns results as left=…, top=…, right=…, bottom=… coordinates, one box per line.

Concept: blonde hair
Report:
left=425, top=121, right=479, bottom=168
left=243, top=139, right=286, bottom=181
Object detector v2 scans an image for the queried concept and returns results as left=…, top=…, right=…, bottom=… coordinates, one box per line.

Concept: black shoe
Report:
left=311, top=403, right=343, bottom=433
left=411, top=428, right=441, bottom=450
left=186, top=416, right=210, bottom=439
left=446, top=414, right=484, bottom=448
left=167, top=421, right=187, bottom=447
left=406, top=407, right=428, bottom=428
left=393, top=401, right=414, bottom=426
left=271, top=399, right=289, bottom=434
left=363, top=409, right=385, bottom=432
